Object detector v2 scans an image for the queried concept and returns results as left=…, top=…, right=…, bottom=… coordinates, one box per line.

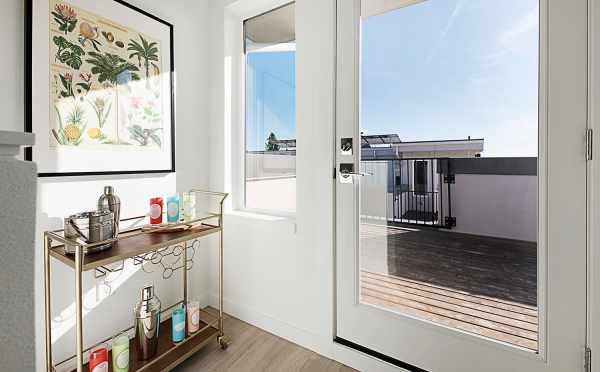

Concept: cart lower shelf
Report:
left=72, top=318, right=218, bottom=372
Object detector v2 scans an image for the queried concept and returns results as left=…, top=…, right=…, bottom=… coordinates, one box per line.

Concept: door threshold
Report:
left=334, top=337, right=429, bottom=372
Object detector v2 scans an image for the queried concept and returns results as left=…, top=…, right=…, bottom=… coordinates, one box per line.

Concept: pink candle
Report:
left=187, top=301, right=200, bottom=334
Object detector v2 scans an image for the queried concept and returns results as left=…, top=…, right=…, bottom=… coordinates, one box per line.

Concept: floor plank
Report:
left=361, top=281, right=538, bottom=332
left=362, top=271, right=537, bottom=317
left=175, top=312, right=356, bottom=372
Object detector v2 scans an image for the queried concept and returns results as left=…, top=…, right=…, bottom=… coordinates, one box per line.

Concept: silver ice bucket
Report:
left=64, top=210, right=114, bottom=254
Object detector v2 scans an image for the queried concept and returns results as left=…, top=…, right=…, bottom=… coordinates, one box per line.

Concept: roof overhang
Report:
left=362, top=0, right=428, bottom=18
left=394, top=139, right=484, bottom=153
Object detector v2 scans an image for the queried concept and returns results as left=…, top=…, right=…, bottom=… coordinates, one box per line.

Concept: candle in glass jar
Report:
left=89, top=343, right=109, bottom=372
left=182, top=192, right=196, bottom=221
left=166, top=195, right=180, bottom=223
left=112, top=332, right=130, bottom=372
left=187, top=301, right=200, bottom=334
left=172, top=307, right=186, bottom=343
left=149, top=197, right=163, bottom=225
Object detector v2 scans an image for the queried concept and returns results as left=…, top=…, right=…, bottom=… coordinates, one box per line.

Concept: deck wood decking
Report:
left=360, top=224, right=538, bottom=351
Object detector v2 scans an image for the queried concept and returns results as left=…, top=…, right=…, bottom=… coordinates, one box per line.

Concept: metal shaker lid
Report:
left=135, top=285, right=161, bottom=318
left=104, top=186, right=114, bottom=195
left=142, top=285, right=154, bottom=301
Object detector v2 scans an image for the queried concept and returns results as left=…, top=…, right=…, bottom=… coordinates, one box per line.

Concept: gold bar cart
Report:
left=43, top=190, right=229, bottom=372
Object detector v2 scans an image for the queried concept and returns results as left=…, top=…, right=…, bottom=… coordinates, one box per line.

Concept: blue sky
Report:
left=247, top=0, right=539, bottom=157
left=246, top=51, right=296, bottom=151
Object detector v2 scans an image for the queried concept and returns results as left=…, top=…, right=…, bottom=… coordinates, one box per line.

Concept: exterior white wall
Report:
left=360, top=161, right=389, bottom=221
left=0, top=1, right=212, bottom=369
left=451, top=174, right=537, bottom=242
left=358, top=166, right=537, bottom=241
left=245, top=152, right=296, bottom=179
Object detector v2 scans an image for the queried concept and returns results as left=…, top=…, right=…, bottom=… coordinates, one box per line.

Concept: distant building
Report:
left=264, top=134, right=484, bottom=159
left=360, top=134, right=484, bottom=160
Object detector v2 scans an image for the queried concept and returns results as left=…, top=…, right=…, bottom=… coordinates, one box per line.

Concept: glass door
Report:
left=335, top=0, right=588, bottom=371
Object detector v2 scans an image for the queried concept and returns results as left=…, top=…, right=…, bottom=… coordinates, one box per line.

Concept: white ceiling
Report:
left=245, top=2, right=295, bottom=48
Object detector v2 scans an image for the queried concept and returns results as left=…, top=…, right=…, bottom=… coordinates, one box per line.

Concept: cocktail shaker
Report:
left=134, top=285, right=161, bottom=360
left=98, top=186, right=120, bottom=238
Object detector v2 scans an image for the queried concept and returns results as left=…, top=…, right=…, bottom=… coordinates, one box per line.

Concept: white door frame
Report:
left=334, top=0, right=589, bottom=371
left=588, top=0, right=599, bottom=371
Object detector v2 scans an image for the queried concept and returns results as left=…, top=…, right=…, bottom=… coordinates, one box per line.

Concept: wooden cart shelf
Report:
left=49, top=224, right=221, bottom=271
left=43, top=189, right=229, bottom=372
left=72, top=318, right=218, bottom=372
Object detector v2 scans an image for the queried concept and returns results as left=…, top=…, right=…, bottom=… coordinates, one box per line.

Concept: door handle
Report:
left=339, top=163, right=372, bottom=183
left=341, top=171, right=373, bottom=177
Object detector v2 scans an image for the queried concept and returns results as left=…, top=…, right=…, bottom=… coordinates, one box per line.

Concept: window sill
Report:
left=225, top=209, right=297, bottom=233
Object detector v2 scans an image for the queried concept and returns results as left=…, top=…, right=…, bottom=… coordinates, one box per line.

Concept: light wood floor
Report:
left=175, top=313, right=357, bottom=372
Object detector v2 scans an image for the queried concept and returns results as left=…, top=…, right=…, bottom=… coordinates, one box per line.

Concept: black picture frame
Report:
left=25, top=0, right=175, bottom=177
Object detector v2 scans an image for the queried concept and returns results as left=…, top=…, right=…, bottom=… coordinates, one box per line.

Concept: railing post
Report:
left=430, top=159, right=434, bottom=224
left=444, top=158, right=456, bottom=228
left=399, top=159, right=403, bottom=223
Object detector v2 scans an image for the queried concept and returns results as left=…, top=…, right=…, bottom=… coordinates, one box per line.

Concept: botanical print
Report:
left=49, top=0, right=164, bottom=149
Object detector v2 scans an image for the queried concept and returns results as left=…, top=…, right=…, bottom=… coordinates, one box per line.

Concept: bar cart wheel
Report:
left=217, top=335, right=230, bottom=350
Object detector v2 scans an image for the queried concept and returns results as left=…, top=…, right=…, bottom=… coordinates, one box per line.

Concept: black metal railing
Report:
left=361, top=158, right=454, bottom=228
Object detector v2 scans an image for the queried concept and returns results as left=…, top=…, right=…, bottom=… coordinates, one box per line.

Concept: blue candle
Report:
left=166, top=195, right=180, bottom=223
left=172, top=308, right=185, bottom=343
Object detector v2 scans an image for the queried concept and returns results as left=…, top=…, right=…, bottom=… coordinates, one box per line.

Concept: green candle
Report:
left=112, top=332, right=130, bottom=372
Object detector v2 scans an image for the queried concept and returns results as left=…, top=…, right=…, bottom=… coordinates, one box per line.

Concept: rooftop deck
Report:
left=359, top=224, right=538, bottom=351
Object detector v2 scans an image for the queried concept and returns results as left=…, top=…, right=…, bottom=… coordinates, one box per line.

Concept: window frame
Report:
left=228, top=0, right=297, bottom=218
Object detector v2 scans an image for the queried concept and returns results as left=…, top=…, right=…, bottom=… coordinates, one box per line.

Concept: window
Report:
left=358, top=0, right=540, bottom=350
left=243, top=3, right=296, bottom=214
left=413, top=160, right=427, bottom=195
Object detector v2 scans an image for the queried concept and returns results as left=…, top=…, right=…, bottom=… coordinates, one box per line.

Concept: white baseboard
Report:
left=208, top=294, right=406, bottom=372
left=208, top=294, right=331, bottom=354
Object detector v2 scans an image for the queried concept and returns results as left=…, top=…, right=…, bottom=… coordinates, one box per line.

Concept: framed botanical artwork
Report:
left=25, top=0, right=175, bottom=176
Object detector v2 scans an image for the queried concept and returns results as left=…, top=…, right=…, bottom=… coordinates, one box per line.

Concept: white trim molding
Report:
left=0, top=130, right=35, bottom=158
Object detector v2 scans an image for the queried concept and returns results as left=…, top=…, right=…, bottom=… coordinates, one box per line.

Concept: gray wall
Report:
left=0, top=140, right=37, bottom=371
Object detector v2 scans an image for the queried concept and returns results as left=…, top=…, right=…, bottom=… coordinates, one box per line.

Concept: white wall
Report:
left=0, top=0, right=24, bottom=133
left=207, top=1, right=402, bottom=371
left=0, top=0, right=212, bottom=369
left=451, top=174, right=537, bottom=242
left=246, top=177, right=296, bottom=212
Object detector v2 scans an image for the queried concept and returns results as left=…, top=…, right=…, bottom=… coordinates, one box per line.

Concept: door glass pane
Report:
left=359, top=0, right=539, bottom=351
left=244, top=3, right=296, bottom=213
